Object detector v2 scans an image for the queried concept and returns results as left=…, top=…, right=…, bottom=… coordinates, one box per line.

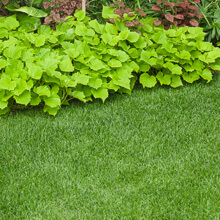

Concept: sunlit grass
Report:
left=1, top=74, right=220, bottom=219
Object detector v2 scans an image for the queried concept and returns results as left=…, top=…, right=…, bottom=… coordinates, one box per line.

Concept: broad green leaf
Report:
left=102, top=6, right=118, bottom=19
left=91, top=87, right=108, bottom=102
left=196, top=41, right=213, bottom=52
left=170, top=75, right=183, bottom=88
left=117, top=50, right=130, bottom=62
left=108, top=59, right=122, bottom=68
left=30, top=93, right=41, bottom=106
left=0, top=100, right=8, bottom=110
left=101, top=33, right=119, bottom=46
left=14, top=90, right=31, bottom=106
left=75, top=24, right=87, bottom=36
left=3, top=46, right=23, bottom=59
left=34, top=85, right=51, bottom=97
left=161, top=43, right=177, bottom=53
left=89, top=57, right=106, bottom=71
left=0, top=58, right=7, bottom=70
left=105, top=22, right=118, bottom=35
left=128, top=48, right=140, bottom=58
left=134, top=36, right=147, bottom=49
left=64, top=48, right=80, bottom=59
left=156, top=72, right=171, bottom=85
left=89, top=20, right=104, bottom=34
left=43, top=94, right=61, bottom=108
left=59, top=56, right=74, bottom=72
left=127, top=32, right=140, bottom=43
left=74, top=9, right=85, bottom=21
left=139, top=62, right=150, bottom=72
left=72, top=72, right=90, bottom=85
left=207, top=48, right=220, bottom=60
left=210, top=59, right=220, bottom=70
left=16, top=13, right=41, bottom=32
left=200, top=69, right=212, bottom=82
left=43, top=105, right=60, bottom=116
left=129, top=61, right=140, bottom=72
left=163, top=62, right=182, bottom=75
left=119, top=30, right=130, bottom=40
left=175, top=50, right=191, bottom=60
left=3, top=15, right=19, bottom=30
left=13, top=79, right=29, bottom=96
left=140, top=49, right=157, bottom=62
left=5, top=5, right=47, bottom=18
left=182, top=71, right=200, bottom=83
left=139, top=73, right=157, bottom=88
left=0, top=28, right=8, bottom=39
left=0, top=76, right=16, bottom=91
left=112, top=69, right=132, bottom=90
left=192, top=59, right=205, bottom=70
left=27, top=64, right=43, bottom=80
left=88, top=78, right=103, bottom=89
left=152, top=31, right=167, bottom=44
left=71, top=90, right=86, bottom=102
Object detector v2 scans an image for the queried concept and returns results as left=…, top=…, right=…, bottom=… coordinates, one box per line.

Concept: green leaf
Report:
left=0, top=28, right=8, bottom=39
left=14, top=90, right=31, bottom=106
left=152, top=31, right=167, bottom=44
left=117, top=50, right=130, bottom=62
left=3, top=45, right=23, bottom=59
left=88, top=78, right=103, bottom=89
left=59, top=56, right=74, bottom=72
left=140, top=49, right=157, bottom=62
left=72, top=72, right=90, bottom=85
left=156, top=72, right=171, bottom=85
left=75, top=24, right=87, bottom=36
left=108, top=59, right=122, bottom=68
left=200, top=69, right=212, bottom=82
left=89, top=57, right=107, bottom=71
left=139, top=73, right=157, bottom=88
left=43, top=94, right=61, bottom=108
left=30, top=93, right=41, bottom=106
left=16, top=13, right=41, bottom=32
left=101, top=33, right=119, bottom=46
left=105, top=22, right=118, bottom=35
left=3, top=15, right=19, bottom=30
left=119, top=30, right=130, bottom=40
left=129, top=61, right=139, bottom=72
left=27, top=64, right=43, bottom=80
left=191, top=59, right=205, bottom=71
left=128, top=48, right=140, bottom=59
left=34, top=85, right=51, bottom=97
left=210, top=59, right=220, bottom=71
left=89, top=20, right=104, bottom=34
left=13, top=79, right=29, bottom=96
left=0, top=58, right=7, bottom=70
left=0, top=100, right=8, bottom=110
left=182, top=71, right=200, bottom=83
left=102, top=6, right=118, bottom=19
left=5, top=5, right=47, bottom=18
left=71, top=90, right=86, bottom=102
left=127, top=32, right=140, bottom=43
left=0, top=76, right=16, bottom=91
left=91, top=87, right=108, bottom=102
left=134, top=36, right=147, bottom=49
left=170, top=75, right=183, bottom=88
left=175, top=50, right=191, bottom=60
left=163, top=62, right=182, bottom=75
left=43, top=105, right=60, bottom=116
left=74, top=9, right=85, bottom=21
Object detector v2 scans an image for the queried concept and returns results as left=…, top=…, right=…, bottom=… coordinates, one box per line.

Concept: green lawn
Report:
left=1, top=74, right=220, bottom=219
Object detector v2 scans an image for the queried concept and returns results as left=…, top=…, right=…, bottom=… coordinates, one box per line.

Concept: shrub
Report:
left=0, top=8, right=220, bottom=116
left=151, top=0, right=203, bottom=29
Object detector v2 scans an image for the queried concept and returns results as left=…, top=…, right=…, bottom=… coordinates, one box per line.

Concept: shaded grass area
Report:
left=0, top=74, right=220, bottom=219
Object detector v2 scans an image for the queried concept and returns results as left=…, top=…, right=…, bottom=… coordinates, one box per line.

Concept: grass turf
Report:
left=0, top=74, right=220, bottom=219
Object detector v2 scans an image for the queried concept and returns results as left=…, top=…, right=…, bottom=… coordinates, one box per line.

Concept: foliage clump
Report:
left=0, top=8, right=220, bottom=116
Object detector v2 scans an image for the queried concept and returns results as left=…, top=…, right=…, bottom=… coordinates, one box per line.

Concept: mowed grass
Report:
left=0, top=74, right=220, bottom=219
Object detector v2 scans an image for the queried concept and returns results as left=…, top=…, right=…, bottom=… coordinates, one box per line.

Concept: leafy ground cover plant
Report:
left=151, top=0, right=203, bottom=29
left=0, top=8, right=220, bottom=116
